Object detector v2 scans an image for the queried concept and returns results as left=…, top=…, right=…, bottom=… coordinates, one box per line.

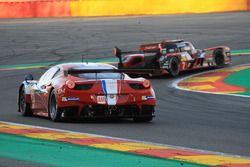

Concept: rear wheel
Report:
left=168, top=57, right=180, bottom=77
left=49, top=89, right=62, bottom=122
left=18, top=86, right=32, bottom=116
left=214, top=49, right=225, bottom=67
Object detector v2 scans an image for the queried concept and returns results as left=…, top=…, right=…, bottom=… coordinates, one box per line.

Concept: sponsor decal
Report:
left=142, top=45, right=158, bottom=50
left=142, top=96, right=155, bottom=100
left=62, top=97, right=80, bottom=102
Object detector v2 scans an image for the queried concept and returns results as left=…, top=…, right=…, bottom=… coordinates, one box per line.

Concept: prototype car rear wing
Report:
left=114, top=46, right=143, bottom=57
left=114, top=46, right=142, bottom=68
left=114, top=46, right=161, bottom=68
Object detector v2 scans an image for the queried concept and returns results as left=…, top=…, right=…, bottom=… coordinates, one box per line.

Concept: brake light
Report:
left=158, top=43, right=163, bottom=53
left=66, top=80, right=75, bottom=89
left=114, top=46, right=121, bottom=57
left=143, top=80, right=151, bottom=88
left=114, top=47, right=117, bottom=56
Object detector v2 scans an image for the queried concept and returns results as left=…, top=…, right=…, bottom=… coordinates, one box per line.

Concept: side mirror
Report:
left=25, top=74, right=34, bottom=81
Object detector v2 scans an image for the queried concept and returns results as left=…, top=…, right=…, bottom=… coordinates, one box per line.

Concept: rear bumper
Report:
left=60, top=105, right=155, bottom=119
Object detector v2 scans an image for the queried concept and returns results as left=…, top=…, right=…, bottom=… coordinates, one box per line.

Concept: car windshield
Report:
left=176, top=42, right=192, bottom=52
left=70, top=64, right=123, bottom=80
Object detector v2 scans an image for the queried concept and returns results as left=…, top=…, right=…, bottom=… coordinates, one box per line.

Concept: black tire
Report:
left=214, top=49, right=225, bottom=67
left=18, top=86, right=32, bottom=116
left=133, top=117, right=153, bottom=122
left=48, top=89, right=62, bottom=122
left=168, top=57, right=180, bottom=77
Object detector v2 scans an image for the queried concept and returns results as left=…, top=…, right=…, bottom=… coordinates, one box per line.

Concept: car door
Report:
left=32, top=67, right=59, bottom=111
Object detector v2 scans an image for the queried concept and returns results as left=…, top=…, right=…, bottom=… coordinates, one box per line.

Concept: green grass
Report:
left=0, top=133, right=209, bottom=167
left=225, top=68, right=250, bottom=96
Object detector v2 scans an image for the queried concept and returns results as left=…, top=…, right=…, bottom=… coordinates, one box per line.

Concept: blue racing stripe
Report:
left=101, top=80, right=107, bottom=96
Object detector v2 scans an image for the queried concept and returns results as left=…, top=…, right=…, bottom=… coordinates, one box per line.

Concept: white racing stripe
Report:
left=101, top=79, right=118, bottom=105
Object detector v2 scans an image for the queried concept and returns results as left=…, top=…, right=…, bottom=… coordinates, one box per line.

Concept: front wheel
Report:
left=18, top=86, right=32, bottom=116
left=49, top=90, right=62, bottom=122
left=168, top=57, right=180, bottom=77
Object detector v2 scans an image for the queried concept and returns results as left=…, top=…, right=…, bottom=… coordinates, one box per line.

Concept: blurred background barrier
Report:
left=0, top=0, right=71, bottom=18
left=0, top=0, right=249, bottom=18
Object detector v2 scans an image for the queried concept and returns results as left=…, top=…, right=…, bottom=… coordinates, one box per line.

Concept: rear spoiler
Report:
left=114, top=46, right=161, bottom=68
left=114, top=46, right=143, bottom=57
left=114, top=46, right=142, bottom=68
left=64, top=68, right=156, bottom=76
left=114, top=46, right=162, bottom=57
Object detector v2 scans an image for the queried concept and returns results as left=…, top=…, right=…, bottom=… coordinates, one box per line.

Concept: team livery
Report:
left=114, top=39, right=231, bottom=76
left=18, top=63, right=156, bottom=122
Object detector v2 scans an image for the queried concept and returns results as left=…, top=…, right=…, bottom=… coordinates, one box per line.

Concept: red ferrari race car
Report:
left=18, top=63, right=156, bottom=122
left=114, top=39, right=231, bottom=76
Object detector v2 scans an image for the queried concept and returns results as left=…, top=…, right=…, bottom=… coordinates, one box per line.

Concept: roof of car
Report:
left=140, top=39, right=185, bottom=51
left=140, top=39, right=184, bottom=46
left=162, top=39, right=184, bottom=43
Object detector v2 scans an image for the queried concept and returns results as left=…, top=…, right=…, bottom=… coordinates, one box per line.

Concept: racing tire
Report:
left=18, top=86, right=32, bottom=116
left=49, top=89, right=62, bottom=122
left=168, top=57, right=180, bottom=77
left=133, top=117, right=153, bottom=122
left=214, top=49, right=225, bottom=67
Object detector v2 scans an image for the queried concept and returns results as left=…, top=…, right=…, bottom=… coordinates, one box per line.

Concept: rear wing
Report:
left=114, top=46, right=161, bottom=68
left=114, top=46, right=142, bottom=57
left=64, top=68, right=155, bottom=76
left=114, top=46, right=162, bottom=57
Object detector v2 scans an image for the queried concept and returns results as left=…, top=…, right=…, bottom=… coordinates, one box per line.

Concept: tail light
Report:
left=143, top=80, right=151, bottom=88
left=66, top=80, right=75, bottom=89
left=114, top=46, right=121, bottom=57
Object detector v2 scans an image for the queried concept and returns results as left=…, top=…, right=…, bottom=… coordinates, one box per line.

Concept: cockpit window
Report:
left=176, top=42, right=192, bottom=52
left=165, top=44, right=178, bottom=53
left=70, top=65, right=123, bottom=80
left=168, top=48, right=176, bottom=53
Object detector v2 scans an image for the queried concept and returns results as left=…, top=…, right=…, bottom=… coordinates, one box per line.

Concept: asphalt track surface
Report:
left=0, top=12, right=250, bottom=157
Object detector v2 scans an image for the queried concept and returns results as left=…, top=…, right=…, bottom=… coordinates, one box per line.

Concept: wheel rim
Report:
left=19, top=89, right=26, bottom=113
left=50, top=95, right=57, bottom=119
